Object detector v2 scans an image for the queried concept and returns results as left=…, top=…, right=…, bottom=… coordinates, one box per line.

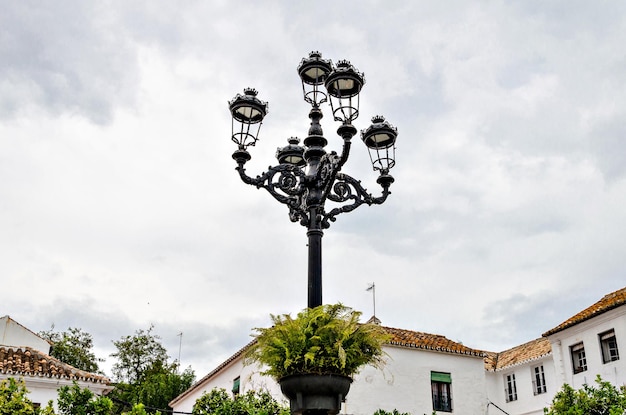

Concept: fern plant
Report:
left=245, top=304, right=389, bottom=380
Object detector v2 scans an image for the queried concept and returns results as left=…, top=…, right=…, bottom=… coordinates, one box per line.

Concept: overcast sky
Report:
left=2, top=0, right=626, bottom=380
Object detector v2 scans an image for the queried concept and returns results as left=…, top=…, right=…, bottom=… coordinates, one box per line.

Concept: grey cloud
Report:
left=0, top=2, right=138, bottom=124
left=475, top=287, right=613, bottom=351
left=14, top=297, right=268, bottom=378
left=588, top=119, right=626, bottom=181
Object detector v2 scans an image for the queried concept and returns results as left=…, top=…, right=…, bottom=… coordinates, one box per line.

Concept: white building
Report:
left=171, top=286, right=626, bottom=415
left=0, top=315, right=112, bottom=410
left=543, top=288, right=625, bottom=390
left=170, top=326, right=487, bottom=415
left=484, top=286, right=626, bottom=415
left=485, top=337, right=555, bottom=414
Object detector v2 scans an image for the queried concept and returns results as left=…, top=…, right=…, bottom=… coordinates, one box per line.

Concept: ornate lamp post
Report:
left=228, top=51, right=398, bottom=309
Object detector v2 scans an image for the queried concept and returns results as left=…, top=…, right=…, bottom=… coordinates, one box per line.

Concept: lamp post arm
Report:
left=321, top=172, right=392, bottom=228
left=235, top=162, right=309, bottom=224
left=336, top=123, right=357, bottom=170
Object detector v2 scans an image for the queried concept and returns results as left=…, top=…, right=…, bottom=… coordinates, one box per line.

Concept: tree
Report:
left=110, top=326, right=168, bottom=384
left=132, top=361, right=195, bottom=411
left=0, top=378, right=39, bottom=415
left=544, top=375, right=626, bottom=415
left=192, top=389, right=289, bottom=415
left=109, top=326, right=195, bottom=414
left=56, top=382, right=114, bottom=415
left=39, top=326, right=104, bottom=373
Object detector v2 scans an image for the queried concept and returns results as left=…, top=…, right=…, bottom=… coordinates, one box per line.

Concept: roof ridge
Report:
left=381, top=326, right=486, bottom=357
left=484, top=337, right=552, bottom=371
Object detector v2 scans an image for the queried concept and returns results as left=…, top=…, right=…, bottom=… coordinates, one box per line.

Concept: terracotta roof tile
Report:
left=382, top=326, right=486, bottom=357
left=484, top=338, right=551, bottom=371
left=542, top=286, right=626, bottom=337
left=0, top=345, right=110, bottom=384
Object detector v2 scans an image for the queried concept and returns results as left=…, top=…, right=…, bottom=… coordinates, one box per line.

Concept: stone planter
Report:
left=279, top=374, right=353, bottom=415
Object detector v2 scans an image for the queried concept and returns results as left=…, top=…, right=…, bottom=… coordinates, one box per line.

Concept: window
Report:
left=570, top=343, right=587, bottom=373
left=504, top=373, right=517, bottom=402
left=431, top=371, right=452, bottom=412
left=532, top=365, right=547, bottom=395
left=599, top=329, right=620, bottom=363
left=232, top=376, right=240, bottom=395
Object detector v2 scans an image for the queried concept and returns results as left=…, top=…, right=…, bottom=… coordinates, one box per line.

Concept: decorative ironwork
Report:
left=228, top=52, right=398, bottom=308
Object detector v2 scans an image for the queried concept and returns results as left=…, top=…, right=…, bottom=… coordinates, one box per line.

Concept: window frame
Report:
left=430, top=371, right=453, bottom=412
left=599, top=329, right=620, bottom=364
left=232, top=376, right=241, bottom=395
left=531, top=364, right=547, bottom=395
left=570, top=342, right=588, bottom=374
left=504, top=373, right=518, bottom=402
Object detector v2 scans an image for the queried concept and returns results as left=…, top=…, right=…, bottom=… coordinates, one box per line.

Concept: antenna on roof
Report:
left=366, top=282, right=376, bottom=317
left=177, top=332, right=183, bottom=371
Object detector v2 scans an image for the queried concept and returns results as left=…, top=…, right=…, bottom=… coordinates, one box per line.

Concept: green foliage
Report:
left=56, top=382, right=114, bottom=415
left=372, top=410, right=434, bottom=415
left=110, top=325, right=169, bottom=384
left=39, top=326, right=104, bottom=373
left=120, top=403, right=158, bottom=415
left=0, top=378, right=38, bottom=415
left=373, top=409, right=412, bottom=415
left=192, top=388, right=231, bottom=415
left=192, top=388, right=289, bottom=415
left=133, top=363, right=195, bottom=411
left=544, top=375, right=626, bottom=415
left=38, top=402, right=57, bottom=415
left=109, top=326, right=195, bottom=414
left=245, top=304, right=389, bottom=379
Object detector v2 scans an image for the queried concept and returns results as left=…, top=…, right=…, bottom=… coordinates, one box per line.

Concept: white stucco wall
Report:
left=346, top=346, right=486, bottom=415
left=0, top=316, right=51, bottom=353
left=485, top=356, right=556, bottom=415
left=546, top=307, right=626, bottom=390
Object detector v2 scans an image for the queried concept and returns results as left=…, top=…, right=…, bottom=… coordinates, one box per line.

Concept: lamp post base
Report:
left=279, top=374, right=352, bottom=415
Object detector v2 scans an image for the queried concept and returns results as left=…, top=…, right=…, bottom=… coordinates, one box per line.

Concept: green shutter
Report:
left=232, top=377, right=240, bottom=393
left=431, top=371, right=452, bottom=383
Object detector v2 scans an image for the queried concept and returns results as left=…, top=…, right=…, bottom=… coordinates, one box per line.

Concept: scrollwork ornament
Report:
left=276, top=170, right=300, bottom=195
left=329, top=181, right=352, bottom=202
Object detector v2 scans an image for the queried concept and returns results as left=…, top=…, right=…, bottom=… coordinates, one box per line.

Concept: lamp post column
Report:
left=303, top=105, right=327, bottom=309
left=307, top=209, right=323, bottom=309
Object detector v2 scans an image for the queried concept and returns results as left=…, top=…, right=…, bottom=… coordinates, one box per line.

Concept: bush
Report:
left=192, top=389, right=288, bottom=415
left=544, top=375, right=626, bottom=415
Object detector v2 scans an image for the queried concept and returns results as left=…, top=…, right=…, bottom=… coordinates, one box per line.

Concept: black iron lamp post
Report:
left=228, top=51, right=398, bottom=309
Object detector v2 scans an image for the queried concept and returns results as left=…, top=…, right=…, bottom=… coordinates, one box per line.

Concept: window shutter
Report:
left=431, top=371, right=452, bottom=383
left=232, top=377, right=240, bottom=393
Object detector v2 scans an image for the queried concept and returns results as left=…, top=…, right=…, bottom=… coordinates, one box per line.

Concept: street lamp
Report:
left=228, top=51, right=398, bottom=309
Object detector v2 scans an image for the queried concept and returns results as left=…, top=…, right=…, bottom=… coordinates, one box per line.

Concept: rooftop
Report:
left=0, top=345, right=110, bottom=384
left=484, top=337, right=552, bottom=371
left=542, top=286, right=626, bottom=337
left=383, top=326, right=486, bottom=357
